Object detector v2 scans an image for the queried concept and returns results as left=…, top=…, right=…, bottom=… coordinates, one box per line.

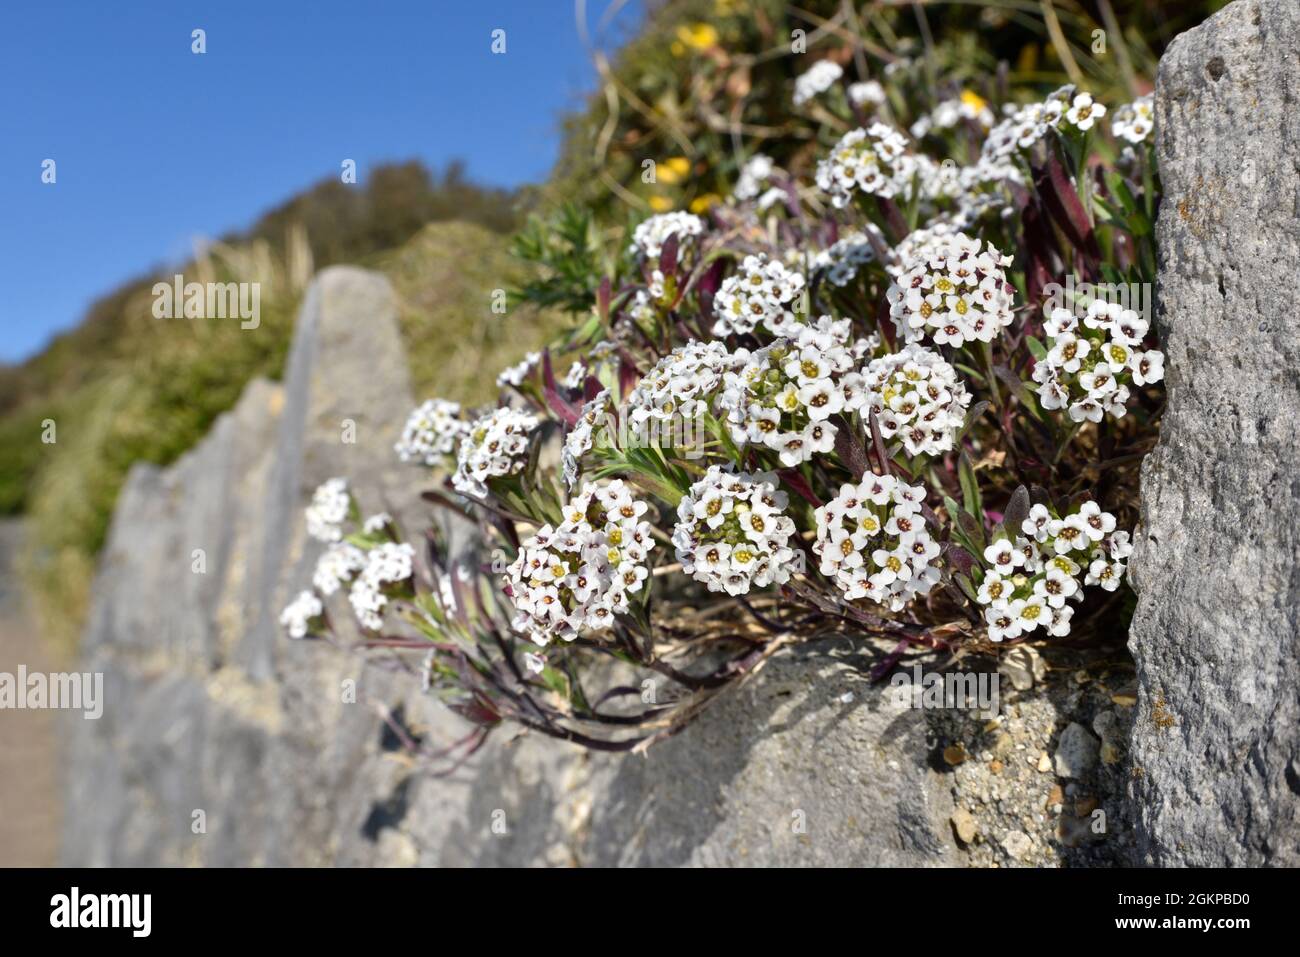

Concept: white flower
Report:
left=1086, top=557, right=1125, bottom=591
left=395, top=398, right=469, bottom=467
left=505, top=480, right=656, bottom=646
left=673, top=467, right=797, bottom=596
left=280, top=590, right=322, bottom=639
left=348, top=542, right=416, bottom=631
left=305, top=477, right=351, bottom=543
left=1046, top=604, right=1075, bottom=637
left=1023, top=503, right=1052, bottom=542
left=815, top=474, right=940, bottom=611
left=496, top=352, right=540, bottom=388
left=562, top=389, right=612, bottom=488
left=862, top=343, right=972, bottom=458
left=885, top=232, right=1016, bottom=348
left=1015, top=595, right=1050, bottom=632
left=977, top=569, right=1011, bottom=608
left=712, top=253, right=807, bottom=337
left=1102, top=529, right=1134, bottom=560
left=1034, top=567, right=1078, bottom=608
left=313, top=542, right=367, bottom=596
left=734, top=154, right=777, bottom=201
left=1065, top=92, right=1106, bottom=131
left=985, top=604, right=1023, bottom=643
left=911, top=96, right=994, bottom=139
left=717, top=317, right=873, bottom=465
left=629, top=211, right=705, bottom=259
left=1111, top=94, right=1154, bottom=144
left=793, top=60, right=843, bottom=106
left=848, top=80, right=886, bottom=107
left=452, top=407, right=540, bottom=498
left=815, top=123, right=916, bottom=208
left=981, top=85, right=1074, bottom=161
left=1130, top=349, right=1165, bottom=386
left=363, top=512, right=393, bottom=535
left=984, top=538, right=1024, bottom=572
left=813, top=226, right=886, bottom=287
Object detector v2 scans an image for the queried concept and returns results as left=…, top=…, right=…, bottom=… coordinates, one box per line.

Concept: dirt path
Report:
left=0, top=519, right=61, bottom=865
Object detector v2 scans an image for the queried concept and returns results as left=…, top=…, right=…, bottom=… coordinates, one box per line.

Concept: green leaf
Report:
left=958, top=450, right=983, bottom=524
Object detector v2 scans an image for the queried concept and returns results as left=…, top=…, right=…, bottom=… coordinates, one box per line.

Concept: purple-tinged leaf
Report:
left=777, top=468, right=824, bottom=507
left=1003, top=485, right=1031, bottom=535
left=659, top=232, right=679, bottom=277
left=541, top=349, right=581, bottom=426
left=832, top=415, right=870, bottom=481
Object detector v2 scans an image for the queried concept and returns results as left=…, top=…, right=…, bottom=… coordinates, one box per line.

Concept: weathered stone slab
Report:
left=1128, top=0, right=1300, bottom=866
left=64, top=266, right=957, bottom=867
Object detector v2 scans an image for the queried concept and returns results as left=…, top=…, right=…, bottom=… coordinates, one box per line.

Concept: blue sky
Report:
left=0, top=0, right=642, bottom=363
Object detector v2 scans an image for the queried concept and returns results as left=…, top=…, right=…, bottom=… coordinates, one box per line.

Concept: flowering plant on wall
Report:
left=280, top=15, right=1164, bottom=763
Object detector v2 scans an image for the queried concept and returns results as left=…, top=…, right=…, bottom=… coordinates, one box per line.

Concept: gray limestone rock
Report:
left=62, top=266, right=957, bottom=866
left=1127, top=0, right=1300, bottom=866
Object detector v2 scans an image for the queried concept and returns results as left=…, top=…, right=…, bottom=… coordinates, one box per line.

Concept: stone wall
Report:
left=63, top=266, right=958, bottom=867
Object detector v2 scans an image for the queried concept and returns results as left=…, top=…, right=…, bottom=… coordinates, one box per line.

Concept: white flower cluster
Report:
left=910, top=96, right=994, bottom=139
left=734, top=154, right=776, bottom=200
left=911, top=155, right=1023, bottom=225
left=813, top=226, right=884, bottom=287
left=496, top=352, right=540, bottom=388
left=627, top=270, right=668, bottom=327
left=814, top=474, right=940, bottom=611
left=717, top=316, right=871, bottom=467
left=504, top=480, right=655, bottom=645
left=733, top=154, right=788, bottom=210
left=1111, top=94, right=1153, bottom=144
left=1032, top=302, right=1163, bottom=423
left=885, top=222, right=962, bottom=278
left=562, top=361, right=588, bottom=390
left=793, top=60, right=843, bottom=106
left=977, top=503, right=1131, bottom=641
left=712, top=253, right=807, bottom=337
left=313, top=541, right=367, bottom=595
left=862, top=343, right=972, bottom=457
left=885, top=232, right=1016, bottom=347
left=452, top=407, right=540, bottom=498
left=628, top=340, right=734, bottom=431
left=394, top=398, right=469, bottom=467
left=348, top=542, right=417, bottom=631
left=562, top=389, right=612, bottom=488
left=848, top=80, right=886, bottom=107
left=672, top=467, right=798, bottom=595
left=279, top=590, right=323, bottom=639
left=982, top=86, right=1074, bottom=161
left=816, top=123, right=916, bottom=207
left=305, top=477, right=351, bottom=543
left=629, top=211, right=705, bottom=259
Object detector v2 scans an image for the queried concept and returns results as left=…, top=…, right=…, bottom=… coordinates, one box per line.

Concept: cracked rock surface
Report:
left=1127, top=0, right=1300, bottom=866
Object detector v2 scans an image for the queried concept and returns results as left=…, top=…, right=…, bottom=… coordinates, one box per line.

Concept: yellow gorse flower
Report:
left=676, top=23, right=719, bottom=52
left=689, top=193, right=721, bottom=214
left=960, top=89, right=988, bottom=113
left=657, top=156, right=691, bottom=184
